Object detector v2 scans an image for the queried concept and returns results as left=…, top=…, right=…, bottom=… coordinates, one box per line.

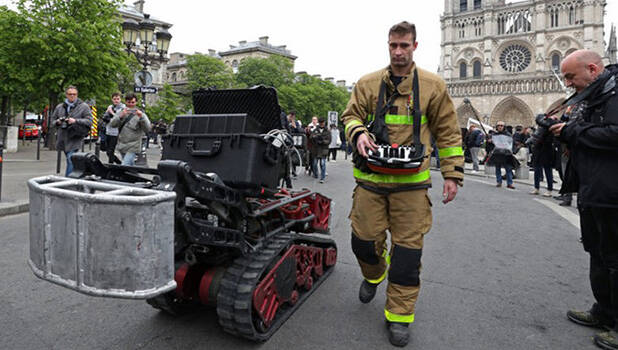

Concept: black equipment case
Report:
left=162, top=87, right=287, bottom=189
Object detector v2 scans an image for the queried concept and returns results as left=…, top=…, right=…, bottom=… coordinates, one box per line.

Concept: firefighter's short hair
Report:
left=389, top=21, right=416, bottom=42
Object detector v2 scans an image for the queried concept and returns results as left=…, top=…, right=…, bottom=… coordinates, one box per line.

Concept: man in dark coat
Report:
left=549, top=50, right=618, bottom=350
left=465, top=124, right=484, bottom=172
left=309, top=117, right=331, bottom=183
left=50, top=85, right=92, bottom=176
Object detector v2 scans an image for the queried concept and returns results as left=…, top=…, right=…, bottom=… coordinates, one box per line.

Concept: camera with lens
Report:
left=526, top=113, right=559, bottom=147
left=57, top=117, right=69, bottom=129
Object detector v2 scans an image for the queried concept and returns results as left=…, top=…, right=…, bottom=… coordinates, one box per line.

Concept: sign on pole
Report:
left=134, top=86, right=158, bottom=93
left=328, top=111, right=338, bottom=128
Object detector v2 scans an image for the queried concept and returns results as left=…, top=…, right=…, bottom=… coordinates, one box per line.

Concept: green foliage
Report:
left=186, top=54, right=235, bottom=90
left=145, top=83, right=183, bottom=123
left=236, top=55, right=294, bottom=89
left=277, top=74, right=350, bottom=125
left=12, top=0, right=131, bottom=102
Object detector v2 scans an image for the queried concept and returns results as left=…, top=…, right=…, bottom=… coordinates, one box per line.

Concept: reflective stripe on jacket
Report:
left=341, top=64, right=464, bottom=186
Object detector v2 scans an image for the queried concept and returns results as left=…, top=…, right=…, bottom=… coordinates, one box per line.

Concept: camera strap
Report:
left=118, top=113, right=135, bottom=136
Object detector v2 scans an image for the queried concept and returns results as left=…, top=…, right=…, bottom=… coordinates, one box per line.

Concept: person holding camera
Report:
left=109, top=93, right=151, bottom=166
left=50, top=85, right=92, bottom=176
left=527, top=100, right=562, bottom=196
left=549, top=50, right=618, bottom=350
left=102, top=92, right=124, bottom=164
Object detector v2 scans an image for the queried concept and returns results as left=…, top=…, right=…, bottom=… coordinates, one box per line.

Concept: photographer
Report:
left=50, top=85, right=92, bottom=176
left=102, top=92, right=124, bottom=164
left=527, top=100, right=563, bottom=196
left=549, top=50, right=618, bottom=349
left=109, top=93, right=151, bottom=166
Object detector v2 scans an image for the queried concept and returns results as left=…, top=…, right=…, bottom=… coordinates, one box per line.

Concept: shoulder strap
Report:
left=118, top=113, right=135, bottom=135
left=411, top=69, right=422, bottom=150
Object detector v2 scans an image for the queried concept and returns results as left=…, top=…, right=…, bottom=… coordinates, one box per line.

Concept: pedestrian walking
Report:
left=50, top=85, right=92, bottom=176
left=328, top=124, right=341, bottom=161
left=341, top=21, right=463, bottom=347
left=465, top=124, right=484, bottom=173
left=309, top=118, right=330, bottom=183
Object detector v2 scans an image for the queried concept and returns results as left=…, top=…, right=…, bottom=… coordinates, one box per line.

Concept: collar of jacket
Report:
left=63, top=98, right=83, bottom=108
left=381, top=63, right=417, bottom=96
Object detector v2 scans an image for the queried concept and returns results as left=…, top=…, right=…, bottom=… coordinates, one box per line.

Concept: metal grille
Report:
left=191, top=86, right=286, bottom=133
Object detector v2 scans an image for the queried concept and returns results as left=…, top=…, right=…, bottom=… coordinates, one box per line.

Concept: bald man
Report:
left=550, top=50, right=618, bottom=350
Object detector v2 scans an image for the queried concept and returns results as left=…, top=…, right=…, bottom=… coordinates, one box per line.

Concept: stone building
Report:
left=162, top=37, right=296, bottom=92
left=440, top=0, right=616, bottom=128
left=219, top=36, right=297, bottom=73
left=164, top=50, right=220, bottom=93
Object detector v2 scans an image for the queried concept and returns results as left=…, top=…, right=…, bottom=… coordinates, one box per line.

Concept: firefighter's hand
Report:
left=442, top=178, right=458, bottom=204
left=549, top=122, right=565, bottom=136
left=356, top=133, right=377, bottom=157
left=67, top=118, right=76, bottom=124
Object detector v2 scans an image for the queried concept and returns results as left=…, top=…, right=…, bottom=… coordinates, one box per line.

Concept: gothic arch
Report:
left=545, top=35, right=581, bottom=56
left=490, top=96, right=534, bottom=127
left=454, top=46, right=484, bottom=63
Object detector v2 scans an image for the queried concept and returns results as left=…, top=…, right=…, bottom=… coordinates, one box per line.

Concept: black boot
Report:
left=567, top=309, right=614, bottom=329
left=559, top=199, right=572, bottom=206
left=358, top=280, right=378, bottom=304
left=386, top=321, right=410, bottom=347
left=594, top=330, right=618, bottom=350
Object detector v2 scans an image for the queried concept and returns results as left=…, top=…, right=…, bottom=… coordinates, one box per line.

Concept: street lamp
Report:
left=121, top=14, right=172, bottom=164
left=122, top=14, right=171, bottom=68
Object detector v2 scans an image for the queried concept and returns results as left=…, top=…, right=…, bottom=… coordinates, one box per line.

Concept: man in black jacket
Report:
left=550, top=50, right=618, bottom=350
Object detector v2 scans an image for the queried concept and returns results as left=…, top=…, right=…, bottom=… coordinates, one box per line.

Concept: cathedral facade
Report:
left=440, top=0, right=615, bottom=128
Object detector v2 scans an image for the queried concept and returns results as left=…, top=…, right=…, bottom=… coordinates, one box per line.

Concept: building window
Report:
left=550, top=8, right=559, bottom=28
left=569, top=6, right=575, bottom=25
left=232, top=60, right=239, bottom=73
left=473, top=60, right=482, bottom=78
left=551, top=53, right=561, bottom=71
left=499, top=44, right=531, bottom=73
left=458, top=23, right=465, bottom=38
left=460, top=0, right=467, bottom=12
left=474, top=20, right=482, bottom=36
left=172, top=72, right=177, bottom=82
left=497, top=15, right=505, bottom=35
left=474, top=0, right=481, bottom=10
left=460, top=62, right=467, bottom=79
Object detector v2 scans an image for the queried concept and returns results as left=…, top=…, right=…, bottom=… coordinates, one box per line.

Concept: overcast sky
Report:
left=1, top=0, right=616, bottom=83
left=127, top=0, right=618, bottom=84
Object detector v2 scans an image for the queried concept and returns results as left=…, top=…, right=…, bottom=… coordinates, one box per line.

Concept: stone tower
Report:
left=440, top=0, right=609, bottom=128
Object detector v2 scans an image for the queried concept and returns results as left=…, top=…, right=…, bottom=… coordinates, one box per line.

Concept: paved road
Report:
left=0, top=157, right=599, bottom=349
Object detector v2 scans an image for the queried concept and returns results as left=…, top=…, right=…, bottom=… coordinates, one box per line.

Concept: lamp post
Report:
left=121, top=14, right=171, bottom=165
left=121, top=14, right=172, bottom=108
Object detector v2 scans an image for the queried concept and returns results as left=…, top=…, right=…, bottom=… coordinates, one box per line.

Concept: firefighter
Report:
left=341, top=21, right=464, bottom=347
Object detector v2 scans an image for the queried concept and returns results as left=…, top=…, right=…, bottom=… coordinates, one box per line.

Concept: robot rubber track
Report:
left=216, top=232, right=337, bottom=341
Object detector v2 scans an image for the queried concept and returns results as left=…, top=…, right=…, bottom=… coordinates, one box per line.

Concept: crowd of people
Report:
left=285, top=111, right=350, bottom=184
left=460, top=115, right=573, bottom=206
